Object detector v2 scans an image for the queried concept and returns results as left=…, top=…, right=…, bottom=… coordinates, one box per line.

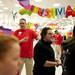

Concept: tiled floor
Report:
left=21, top=64, right=62, bottom=75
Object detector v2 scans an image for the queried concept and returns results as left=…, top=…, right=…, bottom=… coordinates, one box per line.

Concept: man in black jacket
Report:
left=33, top=27, right=61, bottom=75
left=62, top=26, right=75, bottom=75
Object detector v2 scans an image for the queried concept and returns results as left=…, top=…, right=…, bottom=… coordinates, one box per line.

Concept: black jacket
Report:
left=62, top=37, right=75, bottom=75
left=33, top=40, right=55, bottom=75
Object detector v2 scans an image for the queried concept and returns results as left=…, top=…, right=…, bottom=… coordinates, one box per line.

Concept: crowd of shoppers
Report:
left=0, top=17, right=75, bottom=75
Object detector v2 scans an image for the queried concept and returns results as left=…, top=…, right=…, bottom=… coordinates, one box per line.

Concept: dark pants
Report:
left=62, top=70, right=74, bottom=75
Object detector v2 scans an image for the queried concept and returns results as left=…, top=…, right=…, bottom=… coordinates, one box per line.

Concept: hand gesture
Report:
left=20, top=37, right=28, bottom=43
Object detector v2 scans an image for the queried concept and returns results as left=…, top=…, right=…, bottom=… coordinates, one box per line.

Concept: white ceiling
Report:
left=0, top=0, right=18, bottom=14
left=0, top=0, right=75, bottom=14
left=30, top=0, right=75, bottom=8
left=0, top=0, right=75, bottom=30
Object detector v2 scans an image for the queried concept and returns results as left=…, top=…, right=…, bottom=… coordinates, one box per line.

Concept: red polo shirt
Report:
left=14, top=29, right=38, bottom=58
left=55, top=34, right=62, bottom=45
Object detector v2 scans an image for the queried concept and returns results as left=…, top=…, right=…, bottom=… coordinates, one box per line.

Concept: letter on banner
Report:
left=56, top=7, right=65, bottom=18
left=33, top=6, right=39, bottom=13
left=46, top=8, right=55, bottom=18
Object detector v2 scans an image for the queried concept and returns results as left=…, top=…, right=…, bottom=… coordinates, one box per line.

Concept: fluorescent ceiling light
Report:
left=34, top=0, right=42, bottom=2
left=53, top=3, right=60, bottom=7
left=0, top=1, right=2, bottom=4
left=15, top=4, right=21, bottom=7
left=3, top=7, right=8, bottom=10
left=0, top=10, right=3, bottom=12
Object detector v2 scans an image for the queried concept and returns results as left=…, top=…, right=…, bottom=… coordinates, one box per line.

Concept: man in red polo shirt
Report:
left=55, top=30, right=62, bottom=45
left=14, top=18, right=38, bottom=75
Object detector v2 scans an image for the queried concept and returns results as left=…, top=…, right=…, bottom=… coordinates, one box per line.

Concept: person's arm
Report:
left=31, top=30, right=40, bottom=40
left=56, top=45, right=62, bottom=63
left=43, top=60, right=60, bottom=67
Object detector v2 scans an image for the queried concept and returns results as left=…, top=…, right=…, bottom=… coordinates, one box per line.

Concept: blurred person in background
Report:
left=54, top=30, right=62, bottom=64
left=51, top=33, right=62, bottom=75
left=0, top=34, right=20, bottom=75
left=14, top=18, right=38, bottom=75
left=54, top=30, right=62, bottom=46
left=62, top=26, right=75, bottom=75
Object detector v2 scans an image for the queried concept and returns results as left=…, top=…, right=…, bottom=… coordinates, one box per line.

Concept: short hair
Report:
left=20, top=18, right=26, bottom=22
left=41, top=27, right=52, bottom=39
left=0, top=34, right=19, bottom=59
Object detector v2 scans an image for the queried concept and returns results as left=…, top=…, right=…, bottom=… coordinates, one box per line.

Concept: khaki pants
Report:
left=19, top=58, right=33, bottom=75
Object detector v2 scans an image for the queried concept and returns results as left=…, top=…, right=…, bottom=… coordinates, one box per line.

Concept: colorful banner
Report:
left=19, top=8, right=32, bottom=15
left=17, top=0, right=75, bottom=18
left=73, top=5, right=75, bottom=11
left=66, top=5, right=75, bottom=17
left=33, top=6, right=39, bottom=13
left=19, top=0, right=30, bottom=6
left=46, top=8, right=56, bottom=18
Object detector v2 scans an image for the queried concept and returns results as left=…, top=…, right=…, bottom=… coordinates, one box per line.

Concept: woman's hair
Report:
left=41, top=27, right=52, bottom=39
left=20, top=18, right=26, bottom=22
left=0, top=34, right=19, bottom=59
